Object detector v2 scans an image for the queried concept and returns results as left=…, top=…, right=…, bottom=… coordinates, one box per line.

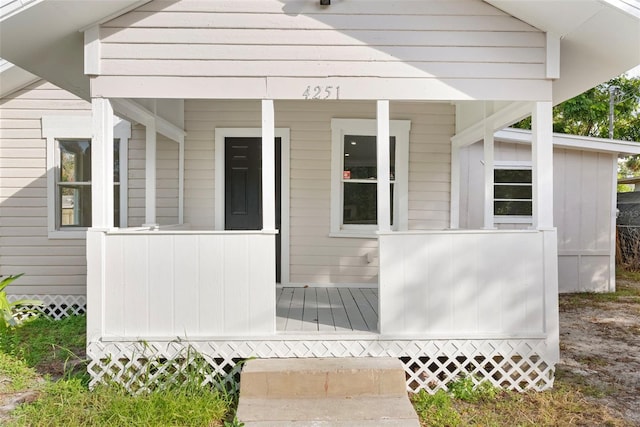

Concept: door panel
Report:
left=224, top=136, right=282, bottom=282
left=225, top=138, right=262, bottom=230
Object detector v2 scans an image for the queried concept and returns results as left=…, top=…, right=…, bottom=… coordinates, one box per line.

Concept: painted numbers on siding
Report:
left=302, top=85, right=340, bottom=100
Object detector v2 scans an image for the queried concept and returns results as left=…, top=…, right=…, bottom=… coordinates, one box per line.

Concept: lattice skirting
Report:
left=7, top=294, right=86, bottom=320
left=87, top=338, right=555, bottom=393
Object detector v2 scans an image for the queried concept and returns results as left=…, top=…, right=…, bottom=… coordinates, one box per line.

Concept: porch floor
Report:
left=276, top=287, right=378, bottom=333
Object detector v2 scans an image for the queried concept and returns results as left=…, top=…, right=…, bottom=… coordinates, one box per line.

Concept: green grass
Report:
left=0, top=352, right=40, bottom=393
left=0, top=315, right=86, bottom=376
left=0, top=315, right=235, bottom=426
left=412, top=382, right=628, bottom=427
left=8, top=379, right=230, bottom=427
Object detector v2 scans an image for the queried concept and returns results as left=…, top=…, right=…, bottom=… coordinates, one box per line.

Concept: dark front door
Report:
left=225, top=137, right=282, bottom=281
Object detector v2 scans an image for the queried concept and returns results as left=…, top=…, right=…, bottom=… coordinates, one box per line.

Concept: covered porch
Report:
left=86, top=98, right=559, bottom=392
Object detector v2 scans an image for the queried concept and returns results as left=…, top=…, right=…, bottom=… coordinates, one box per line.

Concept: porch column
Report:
left=144, top=121, right=157, bottom=226
left=91, top=98, right=114, bottom=228
left=450, top=144, right=460, bottom=228
left=532, top=101, right=554, bottom=229
left=483, top=120, right=495, bottom=229
left=377, top=100, right=391, bottom=232
left=262, top=99, right=276, bottom=231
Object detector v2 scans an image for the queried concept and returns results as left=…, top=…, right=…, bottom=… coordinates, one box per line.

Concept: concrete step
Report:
left=236, top=396, right=420, bottom=426
left=236, top=358, right=420, bottom=426
left=239, top=357, right=407, bottom=399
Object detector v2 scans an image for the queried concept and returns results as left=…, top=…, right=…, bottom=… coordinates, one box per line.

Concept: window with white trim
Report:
left=494, top=163, right=532, bottom=222
left=330, top=119, right=410, bottom=236
left=43, top=116, right=129, bottom=238
left=56, top=139, right=120, bottom=228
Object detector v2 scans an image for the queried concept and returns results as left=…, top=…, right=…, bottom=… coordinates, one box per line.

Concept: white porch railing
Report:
left=378, top=229, right=559, bottom=345
left=86, top=228, right=276, bottom=340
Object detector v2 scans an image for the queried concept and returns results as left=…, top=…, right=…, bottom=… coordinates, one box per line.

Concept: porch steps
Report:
left=235, top=358, right=420, bottom=426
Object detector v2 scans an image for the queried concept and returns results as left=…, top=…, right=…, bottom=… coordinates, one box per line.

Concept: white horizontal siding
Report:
left=183, top=99, right=453, bottom=285
left=95, top=0, right=547, bottom=99
left=0, top=80, right=90, bottom=296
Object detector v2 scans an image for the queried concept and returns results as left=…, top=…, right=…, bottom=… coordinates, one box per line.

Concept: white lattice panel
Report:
left=87, top=338, right=555, bottom=393
left=7, top=294, right=86, bottom=320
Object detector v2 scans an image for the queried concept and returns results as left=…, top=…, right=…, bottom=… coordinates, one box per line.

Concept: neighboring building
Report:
left=460, top=128, right=640, bottom=293
left=617, top=176, right=640, bottom=269
left=1, top=0, right=639, bottom=393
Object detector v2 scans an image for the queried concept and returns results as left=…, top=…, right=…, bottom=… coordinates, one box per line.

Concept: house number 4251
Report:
left=302, top=85, right=341, bottom=100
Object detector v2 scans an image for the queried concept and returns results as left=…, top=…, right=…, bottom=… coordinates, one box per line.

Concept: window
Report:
left=56, top=139, right=120, bottom=228
left=331, top=119, right=410, bottom=236
left=494, top=163, right=532, bottom=221
left=43, top=116, right=130, bottom=238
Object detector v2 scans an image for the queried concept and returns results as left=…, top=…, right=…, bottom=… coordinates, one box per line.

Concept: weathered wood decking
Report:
left=276, top=287, right=378, bottom=333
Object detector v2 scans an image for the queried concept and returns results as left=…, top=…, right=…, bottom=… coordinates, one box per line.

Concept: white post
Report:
left=88, top=97, right=112, bottom=345
left=144, top=120, right=157, bottom=226
left=91, top=98, right=114, bottom=228
left=483, top=120, right=495, bottom=229
left=532, top=101, right=554, bottom=229
left=262, top=99, right=276, bottom=231
left=377, top=100, right=391, bottom=232
left=178, top=141, right=185, bottom=224
left=450, top=144, right=461, bottom=228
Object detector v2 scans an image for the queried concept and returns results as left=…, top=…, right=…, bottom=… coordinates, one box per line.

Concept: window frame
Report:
left=43, top=116, right=130, bottom=239
left=330, top=118, right=410, bottom=237
left=493, top=161, right=533, bottom=224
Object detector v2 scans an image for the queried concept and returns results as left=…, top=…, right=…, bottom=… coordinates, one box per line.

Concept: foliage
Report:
left=0, top=274, right=42, bottom=332
left=447, top=375, right=500, bottom=403
left=0, top=315, right=87, bottom=380
left=1, top=316, right=236, bottom=426
left=9, top=379, right=230, bottom=427
left=513, top=74, right=640, bottom=178
left=412, top=383, right=627, bottom=427
left=0, top=352, right=41, bottom=393
left=412, top=389, right=462, bottom=426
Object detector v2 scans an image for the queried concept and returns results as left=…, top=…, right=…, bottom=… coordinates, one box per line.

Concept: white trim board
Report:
left=330, top=118, right=411, bottom=237
left=214, top=127, right=291, bottom=285
left=495, top=128, right=640, bottom=155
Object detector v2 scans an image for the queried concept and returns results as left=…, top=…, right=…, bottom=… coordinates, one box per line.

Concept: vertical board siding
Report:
left=459, top=141, right=615, bottom=292
left=103, top=232, right=275, bottom=337
left=379, top=231, right=546, bottom=336
left=128, top=125, right=179, bottom=226
left=554, top=149, right=615, bottom=292
left=183, top=99, right=454, bottom=285
left=98, top=0, right=545, bottom=81
left=0, top=80, right=90, bottom=295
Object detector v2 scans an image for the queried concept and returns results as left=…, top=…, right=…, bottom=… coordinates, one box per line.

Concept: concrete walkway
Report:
left=236, top=358, right=420, bottom=426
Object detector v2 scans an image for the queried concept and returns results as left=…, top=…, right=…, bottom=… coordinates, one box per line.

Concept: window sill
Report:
left=329, top=231, right=379, bottom=239
left=493, top=216, right=533, bottom=224
left=48, top=230, right=87, bottom=240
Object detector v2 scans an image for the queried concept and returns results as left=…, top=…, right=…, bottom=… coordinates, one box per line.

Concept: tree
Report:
left=514, top=75, right=640, bottom=178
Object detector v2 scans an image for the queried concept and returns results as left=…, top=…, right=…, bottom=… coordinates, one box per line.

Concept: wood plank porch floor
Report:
left=276, top=287, right=378, bottom=333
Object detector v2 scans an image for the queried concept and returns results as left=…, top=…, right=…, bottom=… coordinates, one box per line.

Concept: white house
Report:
left=1, top=0, right=639, bottom=393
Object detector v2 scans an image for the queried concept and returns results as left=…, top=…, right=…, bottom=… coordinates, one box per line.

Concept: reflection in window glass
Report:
left=342, top=135, right=395, bottom=225
left=57, top=139, right=120, bottom=228
left=494, top=168, right=532, bottom=216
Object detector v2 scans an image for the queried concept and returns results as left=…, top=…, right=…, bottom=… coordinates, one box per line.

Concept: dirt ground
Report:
left=558, top=277, right=640, bottom=425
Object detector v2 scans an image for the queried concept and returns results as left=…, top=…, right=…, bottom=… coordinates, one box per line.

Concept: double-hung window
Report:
left=330, top=119, right=410, bottom=236
left=56, top=139, right=121, bottom=228
left=43, top=116, right=129, bottom=238
left=494, top=162, right=533, bottom=223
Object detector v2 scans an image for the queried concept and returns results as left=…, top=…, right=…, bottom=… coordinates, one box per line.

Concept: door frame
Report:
left=214, top=128, right=290, bottom=285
